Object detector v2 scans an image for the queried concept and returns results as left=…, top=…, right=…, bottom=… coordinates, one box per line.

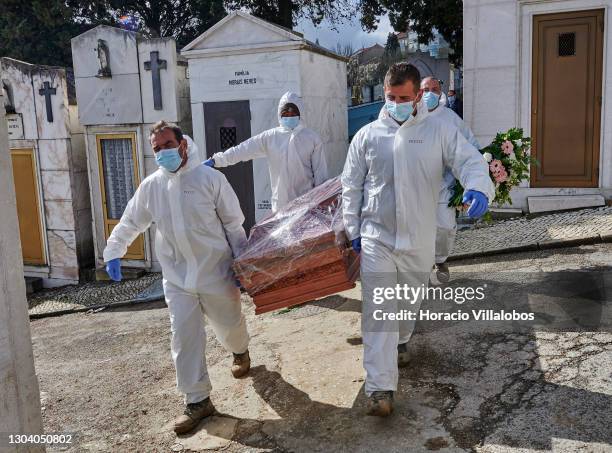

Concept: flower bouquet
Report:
left=448, top=128, right=536, bottom=215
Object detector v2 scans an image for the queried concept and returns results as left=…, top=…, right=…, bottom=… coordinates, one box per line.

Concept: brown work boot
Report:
left=174, top=398, right=215, bottom=434
left=231, top=350, right=250, bottom=378
left=366, top=391, right=394, bottom=417
left=398, top=342, right=410, bottom=368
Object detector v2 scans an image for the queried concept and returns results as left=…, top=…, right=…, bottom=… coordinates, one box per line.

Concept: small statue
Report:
left=96, top=39, right=111, bottom=78
left=2, top=81, right=15, bottom=113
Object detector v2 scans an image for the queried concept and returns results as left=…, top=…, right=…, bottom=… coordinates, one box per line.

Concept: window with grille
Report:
left=558, top=32, right=576, bottom=57
left=100, top=138, right=136, bottom=219
left=220, top=127, right=237, bottom=150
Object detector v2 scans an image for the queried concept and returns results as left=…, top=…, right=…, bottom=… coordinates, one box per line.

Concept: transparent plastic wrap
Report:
left=233, top=176, right=360, bottom=314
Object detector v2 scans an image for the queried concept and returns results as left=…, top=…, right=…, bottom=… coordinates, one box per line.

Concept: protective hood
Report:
left=158, top=135, right=200, bottom=176
left=439, top=92, right=448, bottom=107
left=277, top=91, right=305, bottom=128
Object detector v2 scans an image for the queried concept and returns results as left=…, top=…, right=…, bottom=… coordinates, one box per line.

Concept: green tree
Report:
left=359, top=0, right=463, bottom=63
left=0, top=0, right=110, bottom=67
left=224, top=0, right=353, bottom=29
left=106, top=0, right=226, bottom=48
left=384, top=32, right=400, bottom=56
left=0, top=0, right=226, bottom=68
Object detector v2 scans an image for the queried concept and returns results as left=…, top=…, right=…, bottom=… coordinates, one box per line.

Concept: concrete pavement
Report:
left=29, top=243, right=612, bottom=452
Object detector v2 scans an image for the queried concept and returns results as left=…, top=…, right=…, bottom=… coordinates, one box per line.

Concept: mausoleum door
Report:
left=96, top=133, right=146, bottom=260
left=531, top=9, right=604, bottom=188
left=10, top=148, right=46, bottom=265
left=203, top=100, right=256, bottom=233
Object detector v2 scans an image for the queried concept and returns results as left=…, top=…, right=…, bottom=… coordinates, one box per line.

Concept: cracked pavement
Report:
left=30, top=244, right=612, bottom=452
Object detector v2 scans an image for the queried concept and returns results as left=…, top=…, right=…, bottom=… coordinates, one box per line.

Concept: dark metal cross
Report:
left=38, top=81, right=56, bottom=122
left=144, top=51, right=167, bottom=110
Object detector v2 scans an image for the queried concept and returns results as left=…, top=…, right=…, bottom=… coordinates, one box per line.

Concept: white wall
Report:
left=463, top=0, right=518, bottom=146
left=299, top=50, right=348, bottom=178
left=0, top=87, right=43, bottom=439
left=464, top=0, right=612, bottom=210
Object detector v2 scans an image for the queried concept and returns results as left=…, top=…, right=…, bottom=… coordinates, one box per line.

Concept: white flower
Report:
left=509, top=152, right=516, bottom=161
left=483, top=152, right=493, bottom=162
left=516, top=139, right=523, bottom=147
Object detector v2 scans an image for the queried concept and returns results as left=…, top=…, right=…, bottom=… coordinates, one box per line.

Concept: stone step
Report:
left=527, top=195, right=605, bottom=214
left=95, top=267, right=146, bottom=282
left=489, top=208, right=523, bottom=220
left=25, top=277, right=43, bottom=295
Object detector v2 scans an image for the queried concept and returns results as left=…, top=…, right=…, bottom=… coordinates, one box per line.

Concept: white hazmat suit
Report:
left=430, top=106, right=480, bottom=264
left=103, top=137, right=249, bottom=404
left=342, top=103, right=494, bottom=396
left=211, top=91, right=328, bottom=212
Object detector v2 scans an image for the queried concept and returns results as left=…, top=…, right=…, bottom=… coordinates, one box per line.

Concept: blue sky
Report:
left=295, top=13, right=393, bottom=52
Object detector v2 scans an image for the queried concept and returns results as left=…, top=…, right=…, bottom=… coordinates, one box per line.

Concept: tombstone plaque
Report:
left=6, top=113, right=24, bottom=139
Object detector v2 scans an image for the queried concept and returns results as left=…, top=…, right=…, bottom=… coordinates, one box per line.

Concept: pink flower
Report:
left=501, top=140, right=514, bottom=155
left=494, top=168, right=508, bottom=183
left=489, top=159, right=504, bottom=173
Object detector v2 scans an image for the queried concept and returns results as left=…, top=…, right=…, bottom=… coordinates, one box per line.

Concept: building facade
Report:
left=464, top=1, right=611, bottom=211
left=182, top=12, right=349, bottom=228
left=71, top=26, right=191, bottom=272
left=1, top=58, right=93, bottom=287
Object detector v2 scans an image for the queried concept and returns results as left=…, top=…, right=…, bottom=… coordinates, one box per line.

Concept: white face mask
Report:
left=280, top=116, right=300, bottom=129
left=155, top=147, right=183, bottom=172
left=385, top=100, right=414, bottom=122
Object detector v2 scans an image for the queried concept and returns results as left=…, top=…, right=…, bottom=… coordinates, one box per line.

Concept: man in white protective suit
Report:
left=342, top=63, right=494, bottom=417
left=204, top=91, right=328, bottom=212
left=103, top=121, right=251, bottom=434
left=421, top=76, right=481, bottom=283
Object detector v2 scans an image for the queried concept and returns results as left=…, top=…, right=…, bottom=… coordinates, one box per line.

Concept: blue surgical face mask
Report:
left=155, top=147, right=183, bottom=172
left=423, top=91, right=440, bottom=111
left=385, top=100, right=414, bottom=122
left=280, top=116, right=300, bottom=129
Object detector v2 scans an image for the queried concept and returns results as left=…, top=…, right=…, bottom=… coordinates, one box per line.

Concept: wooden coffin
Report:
left=233, top=177, right=360, bottom=315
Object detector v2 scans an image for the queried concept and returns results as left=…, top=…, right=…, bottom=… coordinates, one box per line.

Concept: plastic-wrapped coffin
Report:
left=233, top=177, right=360, bottom=314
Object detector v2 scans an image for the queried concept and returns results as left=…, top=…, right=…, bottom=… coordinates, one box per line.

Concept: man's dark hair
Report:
left=384, top=62, right=421, bottom=88
left=150, top=120, right=183, bottom=143
left=281, top=102, right=300, bottom=116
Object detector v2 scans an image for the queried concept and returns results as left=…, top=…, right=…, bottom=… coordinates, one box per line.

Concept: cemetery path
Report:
left=30, top=243, right=612, bottom=452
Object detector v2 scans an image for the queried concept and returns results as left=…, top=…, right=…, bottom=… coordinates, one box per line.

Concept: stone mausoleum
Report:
left=182, top=12, right=349, bottom=229
left=464, top=1, right=611, bottom=212
left=1, top=57, right=93, bottom=287
left=71, top=25, right=191, bottom=273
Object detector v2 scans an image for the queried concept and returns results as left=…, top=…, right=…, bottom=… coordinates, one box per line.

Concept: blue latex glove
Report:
left=105, top=258, right=122, bottom=282
left=203, top=158, right=215, bottom=167
left=351, top=237, right=361, bottom=253
left=462, top=190, right=488, bottom=218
